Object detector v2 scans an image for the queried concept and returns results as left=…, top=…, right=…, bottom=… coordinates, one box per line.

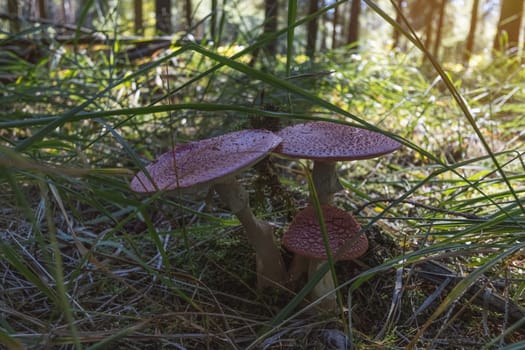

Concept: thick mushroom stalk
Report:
left=287, top=255, right=337, bottom=308
left=214, top=179, right=287, bottom=288
left=308, top=259, right=337, bottom=308
left=130, top=129, right=288, bottom=289
left=312, top=161, right=343, bottom=204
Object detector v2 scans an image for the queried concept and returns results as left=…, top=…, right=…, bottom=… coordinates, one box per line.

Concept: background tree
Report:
left=7, top=0, right=20, bottom=32
left=184, top=0, right=193, bottom=30
left=210, top=0, right=218, bottom=43
left=156, top=0, right=172, bottom=34
left=134, top=0, right=143, bottom=35
left=347, top=0, right=360, bottom=48
left=264, top=0, right=279, bottom=55
left=431, top=0, right=446, bottom=58
left=463, top=0, right=479, bottom=64
left=38, top=0, right=47, bottom=19
left=248, top=0, right=278, bottom=66
left=493, top=0, right=524, bottom=54
left=320, top=0, right=328, bottom=50
left=306, top=0, right=319, bottom=57
left=392, top=0, right=404, bottom=50
left=331, top=4, right=339, bottom=49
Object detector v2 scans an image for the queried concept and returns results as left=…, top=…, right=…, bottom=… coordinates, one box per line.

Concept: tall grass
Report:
left=1, top=0, right=524, bottom=349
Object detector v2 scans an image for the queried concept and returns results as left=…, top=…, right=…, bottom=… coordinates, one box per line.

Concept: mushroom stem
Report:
left=214, top=179, right=287, bottom=288
left=288, top=253, right=309, bottom=285
left=312, top=161, right=343, bottom=204
left=308, top=259, right=337, bottom=310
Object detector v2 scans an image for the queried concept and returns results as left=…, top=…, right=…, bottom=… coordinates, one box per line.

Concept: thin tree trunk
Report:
left=38, top=0, right=47, bottom=19
left=463, top=0, right=479, bottom=64
left=306, top=0, right=319, bottom=57
left=249, top=0, right=278, bottom=66
left=423, top=1, right=434, bottom=50
left=211, top=0, right=217, bottom=42
left=493, top=0, right=524, bottom=53
left=264, top=0, right=279, bottom=55
left=392, top=0, right=403, bottom=49
left=134, top=0, right=143, bottom=35
left=155, top=0, right=172, bottom=34
left=184, top=0, right=193, bottom=29
left=320, top=0, right=328, bottom=51
left=8, top=0, right=20, bottom=32
left=347, top=0, right=360, bottom=48
left=331, top=4, right=339, bottom=49
left=432, top=0, right=446, bottom=59
left=338, top=2, right=347, bottom=46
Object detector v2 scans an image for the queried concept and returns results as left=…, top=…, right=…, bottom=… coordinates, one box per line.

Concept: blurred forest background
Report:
left=1, top=0, right=525, bottom=349
left=2, top=0, right=525, bottom=63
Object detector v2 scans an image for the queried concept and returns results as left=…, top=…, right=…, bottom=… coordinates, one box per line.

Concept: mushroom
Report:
left=275, top=121, right=401, bottom=204
left=130, top=129, right=287, bottom=288
left=283, top=204, right=368, bottom=309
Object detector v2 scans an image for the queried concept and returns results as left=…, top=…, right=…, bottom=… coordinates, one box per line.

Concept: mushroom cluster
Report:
left=273, top=121, right=400, bottom=307
left=130, top=121, right=401, bottom=301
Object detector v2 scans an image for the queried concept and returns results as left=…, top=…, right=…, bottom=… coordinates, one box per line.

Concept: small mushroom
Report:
left=130, top=129, right=287, bottom=288
left=283, top=204, right=368, bottom=309
left=275, top=121, right=401, bottom=204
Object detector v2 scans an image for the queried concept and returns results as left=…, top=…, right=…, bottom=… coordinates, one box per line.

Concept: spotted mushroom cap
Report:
left=275, top=121, right=401, bottom=161
left=283, top=204, right=368, bottom=260
left=130, top=129, right=282, bottom=192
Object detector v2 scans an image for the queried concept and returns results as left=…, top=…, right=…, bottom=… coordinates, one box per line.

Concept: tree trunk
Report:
left=338, top=2, right=347, bottom=46
left=184, top=0, right=193, bottom=29
left=38, top=0, right=47, bottom=19
left=155, top=0, right=173, bottom=34
left=463, top=0, right=479, bottom=64
left=264, top=0, right=279, bottom=55
left=320, top=0, right=328, bottom=51
left=306, top=0, right=319, bottom=58
left=134, top=0, right=143, bottom=35
left=392, top=0, right=403, bottom=49
left=210, top=0, right=217, bottom=42
left=347, top=0, right=360, bottom=48
left=248, top=0, right=278, bottom=66
left=431, top=0, right=446, bottom=59
left=8, top=0, right=20, bottom=32
left=331, top=4, right=339, bottom=49
left=423, top=1, right=434, bottom=50
left=493, top=0, right=524, bottom=53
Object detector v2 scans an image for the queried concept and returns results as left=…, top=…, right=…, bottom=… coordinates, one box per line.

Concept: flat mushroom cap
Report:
left=130, top=129, right=282, bottom=192
left=283, top=204, right=368, bottom=260
left=275, top=121, right=401, bottom=161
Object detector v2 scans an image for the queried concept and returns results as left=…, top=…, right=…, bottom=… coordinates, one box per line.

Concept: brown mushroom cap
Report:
left=275, top=121, right=401, bottom=161
left=130, top=129, right=282, bottom=192
left=283, top=204, right=368, bottom=260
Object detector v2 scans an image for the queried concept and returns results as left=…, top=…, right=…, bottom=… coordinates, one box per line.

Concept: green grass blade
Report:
left=286, top=0, right=297, bottom=77
left=0, top=329, right=25, bottom=350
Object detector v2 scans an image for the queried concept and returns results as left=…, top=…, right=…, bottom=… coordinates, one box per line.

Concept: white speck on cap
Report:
left=283, top=204, right=368, bottom=260
left=275, top=121, right=401, bottom=161
left=130, top=129, right=282, bottom=192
